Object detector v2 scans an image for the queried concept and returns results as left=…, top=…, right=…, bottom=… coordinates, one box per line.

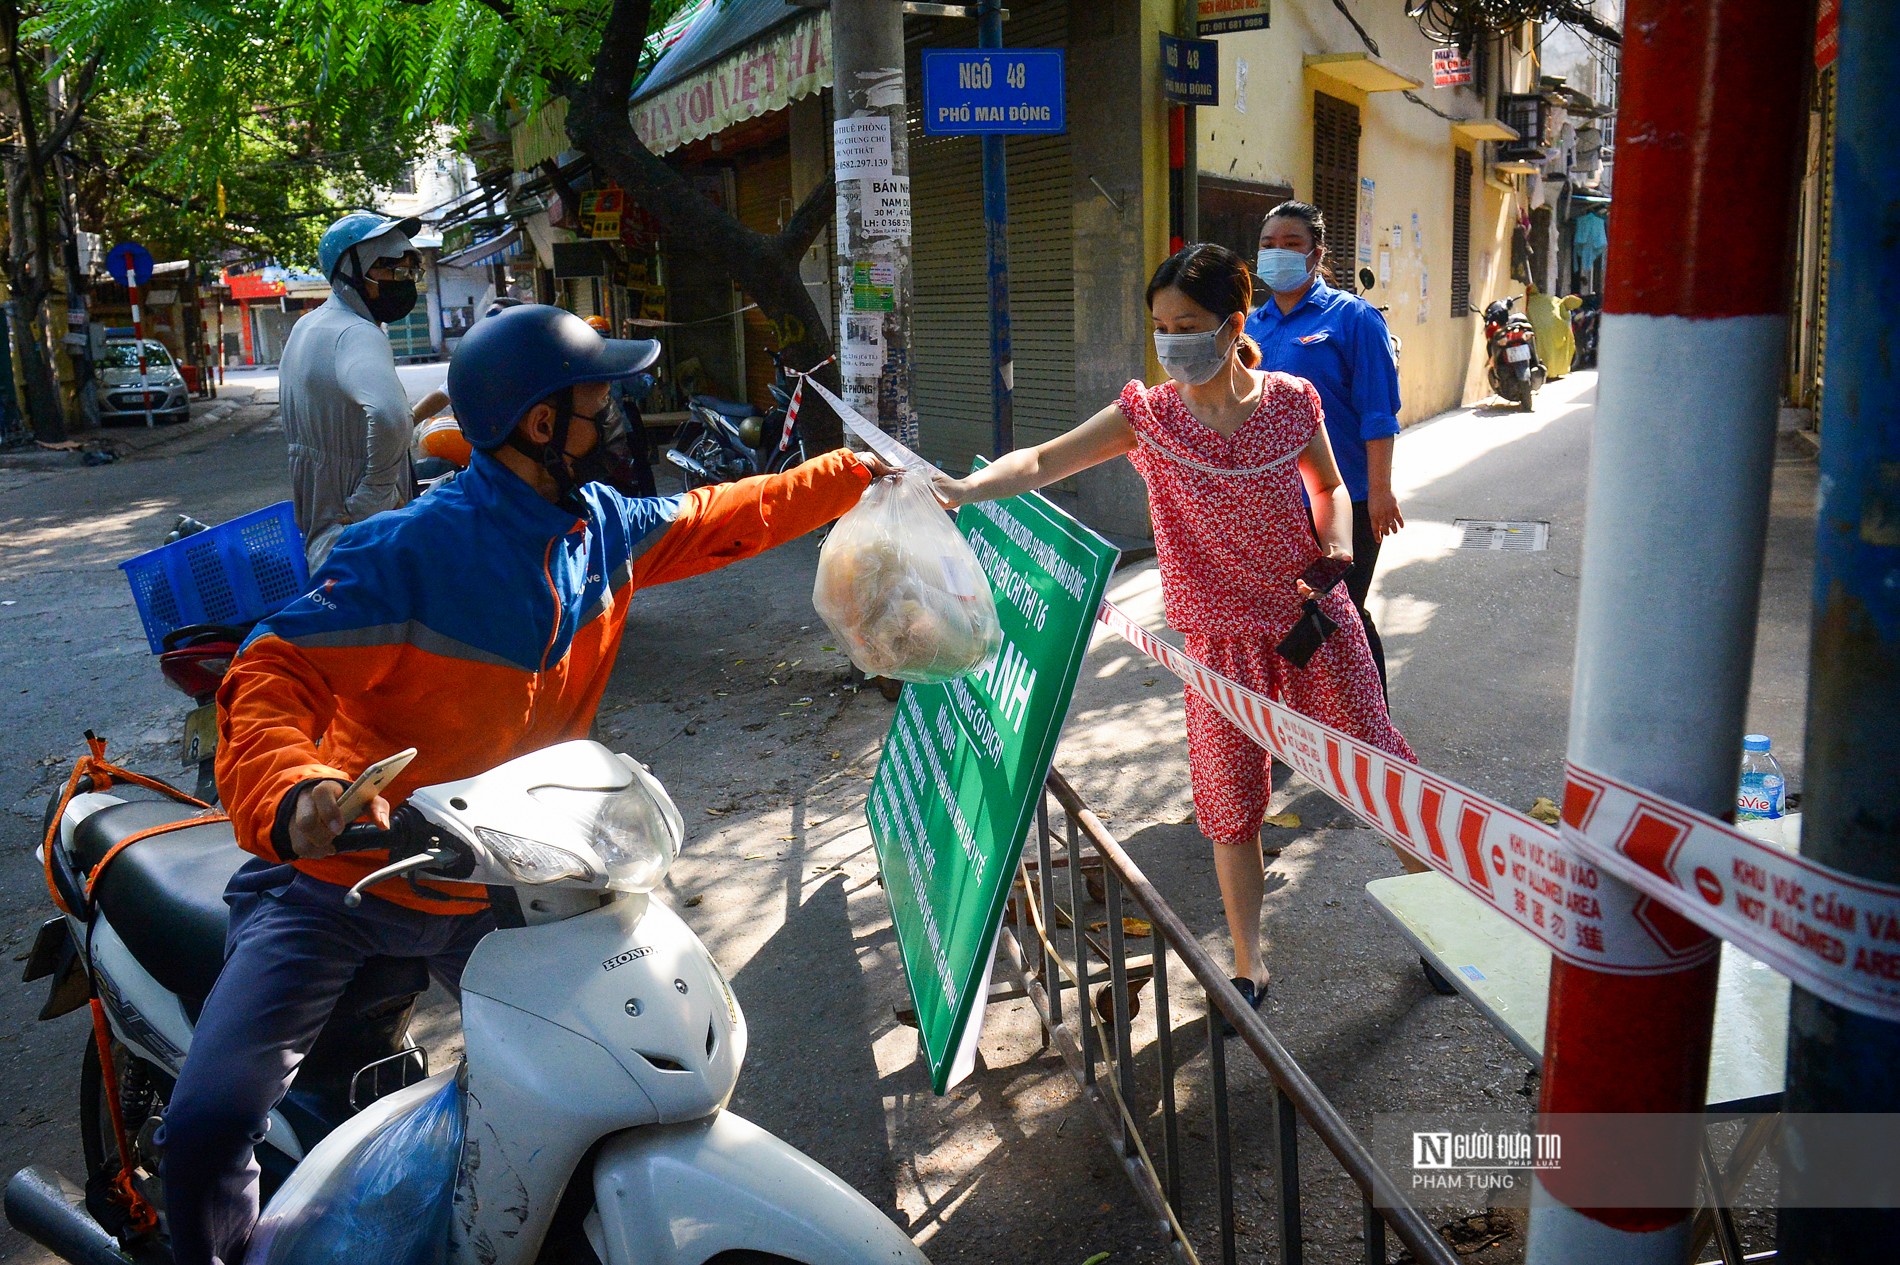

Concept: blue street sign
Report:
left=105, top=242, right=155, bottom=289
left=1159, top=34, right=1219, bottom=107
left=921, top=49, right=1066, bottom=136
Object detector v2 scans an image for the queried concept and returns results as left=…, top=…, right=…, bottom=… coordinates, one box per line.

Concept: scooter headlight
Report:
left=532, top=774, right=681, bottom=893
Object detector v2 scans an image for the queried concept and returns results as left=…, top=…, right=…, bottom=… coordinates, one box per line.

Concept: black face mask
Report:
left=508, top=398, right=642, bottom=502
left=361, top=279, right=417, bottom=324
left=565, top=401, right=643, bottom=496
left=341, top=249, right=419, bottom=324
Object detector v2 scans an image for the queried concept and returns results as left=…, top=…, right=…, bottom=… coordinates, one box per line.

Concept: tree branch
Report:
left=36, top=50, right=100, bottom=164
left=583, top=0, right=654, bottom=109
left=778, top=175, right=835, bottom=259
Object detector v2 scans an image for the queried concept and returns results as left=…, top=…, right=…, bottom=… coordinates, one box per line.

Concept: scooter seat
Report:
left=71, top=803, right=429, bottom=1022
left=690, top=395, right=760, bottom=421
left=75, top=801, right=241, bottom=1003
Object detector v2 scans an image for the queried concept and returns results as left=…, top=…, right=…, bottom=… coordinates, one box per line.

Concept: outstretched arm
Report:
left=622, top=448, right=880, bottom=587
left=932, top=402, right=1137, bottom=506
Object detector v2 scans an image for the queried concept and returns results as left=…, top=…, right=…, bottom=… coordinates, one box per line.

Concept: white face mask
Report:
left=1257, top=246, right=1317, bottom=294
left=1154, top=319, right=1235, bottom=385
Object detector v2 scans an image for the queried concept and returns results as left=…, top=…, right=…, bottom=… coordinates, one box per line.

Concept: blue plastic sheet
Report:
left=249, top=1075, right=463, bottom=1265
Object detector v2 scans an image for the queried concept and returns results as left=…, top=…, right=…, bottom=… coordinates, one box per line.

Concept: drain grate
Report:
left=1455, top=519, right=1549, bottom=552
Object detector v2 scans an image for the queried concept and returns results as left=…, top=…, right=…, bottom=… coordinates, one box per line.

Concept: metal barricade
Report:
left=997, top=767, right=1459, bottom=1265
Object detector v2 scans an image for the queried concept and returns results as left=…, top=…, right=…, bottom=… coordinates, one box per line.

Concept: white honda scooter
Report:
left=9, top=740, right=927, bottom=1265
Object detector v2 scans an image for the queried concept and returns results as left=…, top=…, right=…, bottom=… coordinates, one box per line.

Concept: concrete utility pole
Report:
left=830, top=0, right=917, bottom=447
left=1779, top=1, right=1900, bottom=1258
left=1528, top=0, right=1813, bottom=1261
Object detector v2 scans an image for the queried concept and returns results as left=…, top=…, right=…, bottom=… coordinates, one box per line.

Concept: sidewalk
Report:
left=0, top=380, right=276, bottom=471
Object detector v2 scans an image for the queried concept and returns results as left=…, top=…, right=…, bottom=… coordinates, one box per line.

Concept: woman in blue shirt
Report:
left=1244, top=201, right=1404, bottom=691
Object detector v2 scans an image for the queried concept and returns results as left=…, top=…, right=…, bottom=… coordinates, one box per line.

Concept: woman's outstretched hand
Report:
left=930, top=472, right=969, bottom=508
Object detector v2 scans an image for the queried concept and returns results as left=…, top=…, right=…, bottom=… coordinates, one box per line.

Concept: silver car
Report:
left=99, top=339, right=190, bottom=425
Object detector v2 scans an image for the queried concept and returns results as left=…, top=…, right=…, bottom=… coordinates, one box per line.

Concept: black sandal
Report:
left=1220, top=974, right=1269, bottom=1037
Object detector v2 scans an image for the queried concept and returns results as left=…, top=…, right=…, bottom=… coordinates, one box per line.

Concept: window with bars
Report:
left=1311, top=92, right=1361, bottom=294
left=1498, top=93, right=1546, bottom=161
left=1451, top=148, right=1473, bottom=317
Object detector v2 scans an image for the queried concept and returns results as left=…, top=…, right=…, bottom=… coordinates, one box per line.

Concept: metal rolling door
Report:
left=907, top=0, right=1074, bottom=471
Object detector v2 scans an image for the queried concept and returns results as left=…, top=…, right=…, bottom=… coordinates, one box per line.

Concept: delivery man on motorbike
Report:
left=282, top=211, right=426, bottom=571
left=157, top=305, right=892, bottom=1265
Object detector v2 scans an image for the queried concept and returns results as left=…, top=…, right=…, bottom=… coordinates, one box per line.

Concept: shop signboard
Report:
left=1432, top=47, right=1473, bottom=87
left=1196, top=0, right=1269, bottom=36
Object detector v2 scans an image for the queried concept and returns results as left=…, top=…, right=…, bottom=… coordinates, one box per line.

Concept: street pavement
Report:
left=0, top=367, right=1816, bottom=1263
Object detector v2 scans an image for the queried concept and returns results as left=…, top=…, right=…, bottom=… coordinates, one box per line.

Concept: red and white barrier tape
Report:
left=1095, top=600, right=1900, bottom=1021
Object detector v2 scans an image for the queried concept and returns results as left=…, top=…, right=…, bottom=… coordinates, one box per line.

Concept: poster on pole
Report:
left=867, top=479, right=1119, bottom=1093
left=833, top=116, right=893, bottom=178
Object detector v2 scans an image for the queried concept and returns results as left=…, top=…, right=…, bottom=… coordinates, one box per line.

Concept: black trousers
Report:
left=1345, top=499, right=1387, bottom=695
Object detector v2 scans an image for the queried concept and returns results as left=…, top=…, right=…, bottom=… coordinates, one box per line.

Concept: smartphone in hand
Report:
left=1298, top=555, right=1353, bottom=595
left=333, top=748, right=418, bottom=824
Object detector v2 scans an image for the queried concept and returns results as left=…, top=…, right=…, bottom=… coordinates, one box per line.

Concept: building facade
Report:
left=498, top=0, right=1569, bottom=536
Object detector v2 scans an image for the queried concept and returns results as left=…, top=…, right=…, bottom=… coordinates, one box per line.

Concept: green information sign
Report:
left=866, top=483, right=1119, bottom=1093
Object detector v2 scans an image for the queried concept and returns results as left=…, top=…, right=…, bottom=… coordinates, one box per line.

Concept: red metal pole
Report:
left=1531, top=0, right=1815, bottom=1260
left=129, top=281, right=152, bottom=428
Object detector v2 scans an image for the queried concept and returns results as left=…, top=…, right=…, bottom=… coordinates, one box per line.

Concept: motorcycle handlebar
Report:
left=331, top=806, right=476, bottom=880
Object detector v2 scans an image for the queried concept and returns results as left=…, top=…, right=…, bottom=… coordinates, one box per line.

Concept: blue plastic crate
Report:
left=120, top=501, right=310, bottom=654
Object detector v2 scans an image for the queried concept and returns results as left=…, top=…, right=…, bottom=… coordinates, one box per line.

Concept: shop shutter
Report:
left=1451, top=148, right=1473, bottom=317
left=907, top=0, right=1074, bottom=469
left=1311, top=92, right=1361, bottom=294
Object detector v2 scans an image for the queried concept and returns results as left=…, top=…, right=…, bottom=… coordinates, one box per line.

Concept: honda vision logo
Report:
left=601, top=946, right=653, bottom=972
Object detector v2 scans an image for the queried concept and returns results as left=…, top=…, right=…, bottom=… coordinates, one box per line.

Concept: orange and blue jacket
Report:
left=216, top=447, right=871, bottom=912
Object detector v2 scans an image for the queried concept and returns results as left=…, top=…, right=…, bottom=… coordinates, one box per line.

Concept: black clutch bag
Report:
left=1275, top=599, right=1340, bottom=668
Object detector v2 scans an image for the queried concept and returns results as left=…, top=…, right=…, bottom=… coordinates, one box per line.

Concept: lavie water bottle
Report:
left=1736, top=734, right=1786, bottom=822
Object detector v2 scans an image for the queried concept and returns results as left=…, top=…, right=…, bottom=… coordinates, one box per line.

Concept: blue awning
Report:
left=632, top=0, right=808, bottom=104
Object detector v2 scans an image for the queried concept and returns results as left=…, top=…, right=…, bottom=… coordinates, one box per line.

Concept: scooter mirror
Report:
left=1358, top=266, right=1377, bottom=292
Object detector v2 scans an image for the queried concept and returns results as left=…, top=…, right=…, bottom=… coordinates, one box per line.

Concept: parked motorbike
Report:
left=9, top=739, right=928, bottom=1265
left=1570, top=292, right=1602, bottom=370
left=1482, top=294, right=1545, bottom=411
left=665, top=352, right=808, bottom=492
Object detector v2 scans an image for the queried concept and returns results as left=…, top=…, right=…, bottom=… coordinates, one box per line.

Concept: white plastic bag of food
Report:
left=813, top=473, right=1002, bottom=683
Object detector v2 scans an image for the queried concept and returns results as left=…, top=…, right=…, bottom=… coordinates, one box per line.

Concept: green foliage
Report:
left=70, top=80, right=430, bottom=265
left=34, top=0, right=693, bottom=265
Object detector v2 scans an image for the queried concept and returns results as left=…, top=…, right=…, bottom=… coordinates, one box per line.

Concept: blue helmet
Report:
left=318, top=211, right=421, bottom=281
left=449, top=304, right=662, bottom=450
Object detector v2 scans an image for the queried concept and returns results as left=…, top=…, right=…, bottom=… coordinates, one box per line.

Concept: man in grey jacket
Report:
left=282, top=212, right=423, bottom=570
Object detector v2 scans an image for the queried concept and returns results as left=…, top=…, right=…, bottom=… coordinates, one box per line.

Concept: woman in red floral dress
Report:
left=936, top=244, right=1423, bottom=1021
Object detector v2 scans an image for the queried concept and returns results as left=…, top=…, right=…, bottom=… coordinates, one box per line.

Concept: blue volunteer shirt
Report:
left=1244, top=278, right=1401, bottom=502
